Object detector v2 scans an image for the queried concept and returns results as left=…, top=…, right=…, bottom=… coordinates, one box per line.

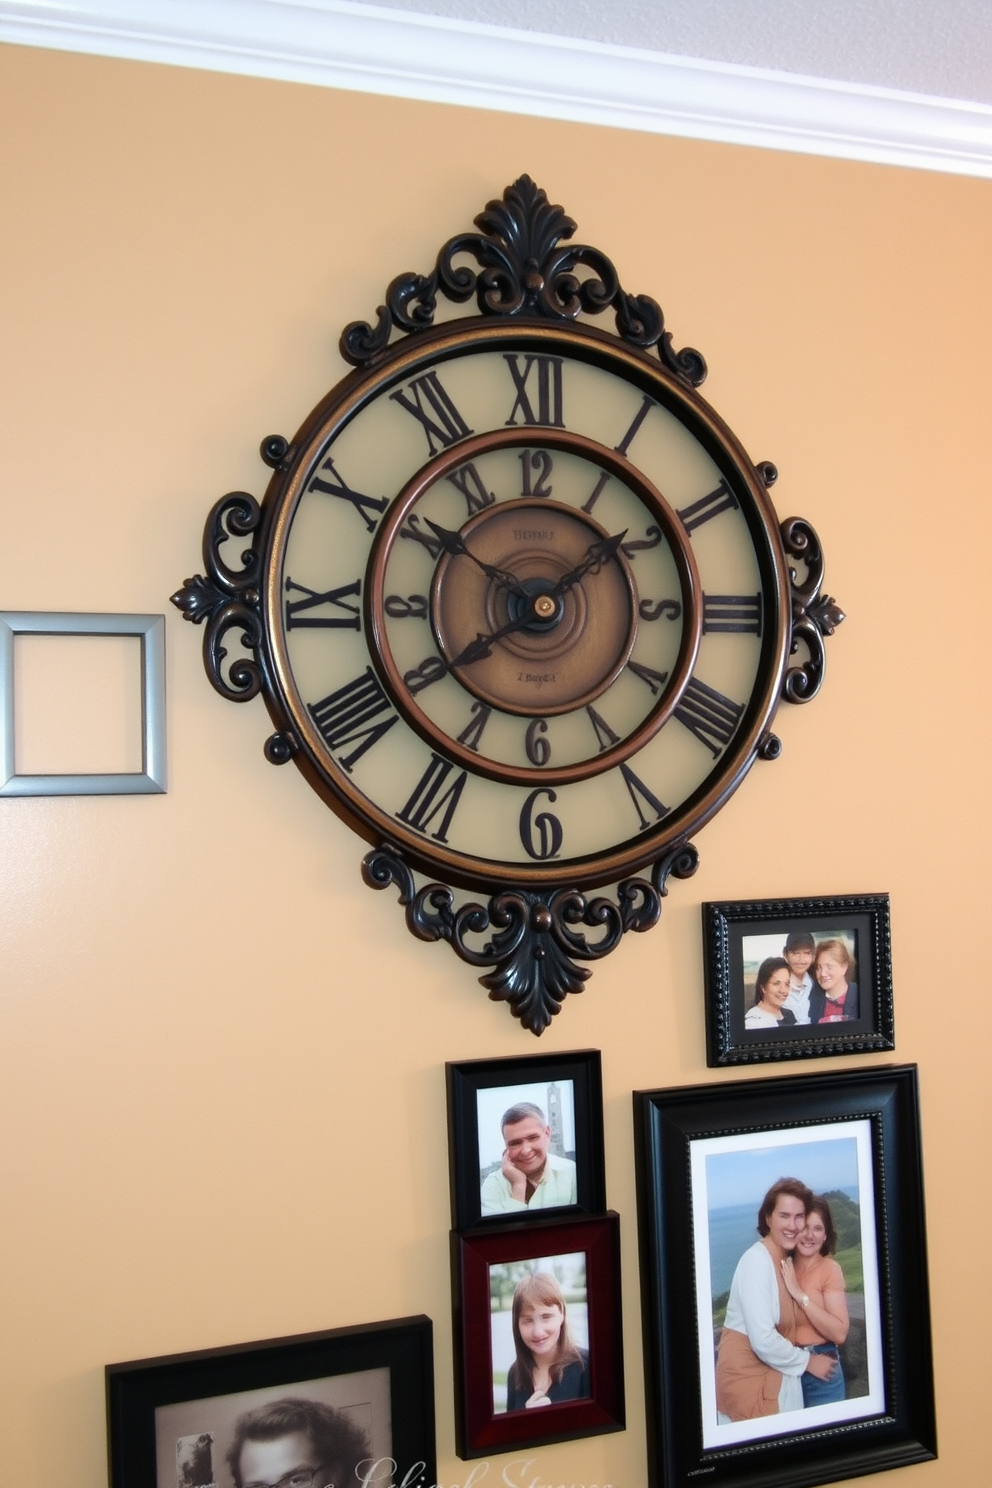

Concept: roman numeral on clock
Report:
left=702, top=593, right=762, bottom=634
left=614, top=394, right=653, bottom=457
left=619, top=763, right=669, bottom=829
left=447, top=460, right=495, bottom=514
left=674, top=677, right=744, bottom=757
left=284, top=577, right=361, bottom=630
left=307, top=457, right=388, bottom=533
left=677, top=479, right=739, bottom=534
left=308, top=667, right=398, bottom=772
left=390, top=371, right=473, bottom=455
left=396, top=754, right=467, bottom=842
left=504, top=354, right=565, bottom=427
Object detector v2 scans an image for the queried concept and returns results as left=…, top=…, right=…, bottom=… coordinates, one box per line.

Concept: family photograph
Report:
left=742, top=928, right=860, bottom=1032
left=691, top=1122, right=884, bottom=1447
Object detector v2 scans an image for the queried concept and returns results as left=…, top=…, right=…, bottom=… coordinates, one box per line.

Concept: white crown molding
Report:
left=3, top=0, right=992, bottom=177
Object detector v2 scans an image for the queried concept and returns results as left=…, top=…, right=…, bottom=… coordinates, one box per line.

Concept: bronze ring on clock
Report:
left=365, top=426, right=702, bottom=787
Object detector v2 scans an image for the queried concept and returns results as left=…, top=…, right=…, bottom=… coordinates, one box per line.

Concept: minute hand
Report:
left=450, top=612, right=536, bottom=668
left=550, top=530, right=628, bottom=597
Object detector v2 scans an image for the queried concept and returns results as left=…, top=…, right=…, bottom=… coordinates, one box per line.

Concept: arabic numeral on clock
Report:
left=308, top=667, right=398, bottom=772
left=520, top=449, right=554, bottom=498
left=702, top=593, right=762, bottom=634
left=621, top=525, right=662, bottom=560
left=396, top=754, right=467, bottom=842
left=628, top=660, right=669, bottom=694
left=525, top=718, right=551, bottom=766
left=519, top=788, right=563, bottom=860
left=674, top=677, right=744, bottom=757
left=619, top=763, right=669, bottom=829
left=383, top=593, right=429, bottom=620
left=504, top=354, right=565, bottom=427
left=639, top=598, right=681, bottom=622
left=586, top=705, right=619, bottom=752
left=390, top=371, right=473, bottom=455
left=399, top=514, right=443, bottom=561
left=581, top=471, right=610, bottom=514
left=284, top=577, right=361, bottom=630
left=402, top=656, right=448, bottom=695
left=307, top=457, right=387, bottom=532
left=456, top=701, right=492, bottom=752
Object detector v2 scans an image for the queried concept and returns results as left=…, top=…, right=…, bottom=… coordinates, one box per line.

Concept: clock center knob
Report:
left=507, top=580, right=565, bottom=632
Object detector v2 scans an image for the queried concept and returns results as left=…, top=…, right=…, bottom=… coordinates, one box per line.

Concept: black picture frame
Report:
left=446, top=1049, right=605, bottom=1230
left=703, top=893, right=894, bottom=1066
left=634, top=1064, right=936, bottom=1488
left=451, top=1212, right=625, bottom=1458
left=106, top=1316, right=435, bottom=1488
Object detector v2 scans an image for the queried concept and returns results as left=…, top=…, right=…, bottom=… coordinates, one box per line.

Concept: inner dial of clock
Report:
left=432, top=498, right=636, bottom=714
left=366, top=427, right=701, bottom=786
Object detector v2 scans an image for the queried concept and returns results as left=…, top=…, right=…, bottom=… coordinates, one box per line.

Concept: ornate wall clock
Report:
left=172, top=177, right=843, bottom=1035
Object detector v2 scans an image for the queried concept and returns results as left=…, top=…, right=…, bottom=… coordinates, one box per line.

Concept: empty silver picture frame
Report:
left=0, top=611, right=166, bottom=796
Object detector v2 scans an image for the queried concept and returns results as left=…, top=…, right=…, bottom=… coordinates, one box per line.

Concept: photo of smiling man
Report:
left=478, top=1084, right=577, bottom=1217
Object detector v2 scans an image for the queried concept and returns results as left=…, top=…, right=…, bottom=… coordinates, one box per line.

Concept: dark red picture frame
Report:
left=451, top=1212, right=624, bottom=1458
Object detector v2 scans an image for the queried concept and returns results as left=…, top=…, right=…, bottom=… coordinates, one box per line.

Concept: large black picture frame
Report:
left=703, top=893, right=894, bottom=1066
left=106, top=1316, right=435, bottom=1488
left=446, top=1049, right=605, bottom=1230
left=634, top=1065, right=935, bottom=1488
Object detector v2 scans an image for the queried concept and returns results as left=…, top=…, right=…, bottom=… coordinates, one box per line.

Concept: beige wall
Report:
left=1, top=40, right=989, bottom=1488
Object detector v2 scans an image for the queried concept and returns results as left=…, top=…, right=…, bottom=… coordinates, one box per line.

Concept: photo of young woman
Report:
left=488, top=1252, right=589, bottom=1414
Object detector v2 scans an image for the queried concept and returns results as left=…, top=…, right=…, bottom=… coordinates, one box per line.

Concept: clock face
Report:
left=264, top=319, right=789, bottom=890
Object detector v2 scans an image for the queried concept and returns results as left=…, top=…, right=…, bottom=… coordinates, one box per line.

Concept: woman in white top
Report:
left=716, top=1178, right=839, bottom=1420
left=744, top=958, right=798, bottom=1029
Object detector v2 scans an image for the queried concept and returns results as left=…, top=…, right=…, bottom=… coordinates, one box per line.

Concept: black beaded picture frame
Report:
left=703, top=893, right=894, bottom=1066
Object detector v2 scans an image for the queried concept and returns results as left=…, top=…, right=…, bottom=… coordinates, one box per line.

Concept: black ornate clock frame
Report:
left=172, top=176, right=843, bottom=1035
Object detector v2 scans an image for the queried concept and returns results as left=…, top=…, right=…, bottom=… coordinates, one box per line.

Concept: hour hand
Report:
left=450, top=614, right=531, bottom=668
left=551, top=529, right=628, bottom=596
left=424, top=519, right=525, bottom=593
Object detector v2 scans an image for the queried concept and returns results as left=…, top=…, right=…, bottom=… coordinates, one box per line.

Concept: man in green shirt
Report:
left=480, top=1102, right=577, bottom=1215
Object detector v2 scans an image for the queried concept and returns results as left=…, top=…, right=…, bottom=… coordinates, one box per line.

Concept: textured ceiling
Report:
left=375, top=0, right=992, bottom=105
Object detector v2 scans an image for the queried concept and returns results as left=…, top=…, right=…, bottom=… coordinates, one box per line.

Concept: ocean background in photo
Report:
left=708, top=1191, right=859, bottom=1297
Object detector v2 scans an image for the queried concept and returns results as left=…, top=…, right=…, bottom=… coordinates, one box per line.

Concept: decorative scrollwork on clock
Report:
left=172, top=492, right=263, bottom=702
left=781, top=516, right=847, bottom=703
left=341, top=174, right=706, bottom=385
left=361, top=839, right=699, bottom=1035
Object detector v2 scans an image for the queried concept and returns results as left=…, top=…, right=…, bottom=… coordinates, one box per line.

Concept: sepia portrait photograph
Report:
left=107, top=1318, right=436, bottom=1488
left=155, top=1367, right=389, bottom=1488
